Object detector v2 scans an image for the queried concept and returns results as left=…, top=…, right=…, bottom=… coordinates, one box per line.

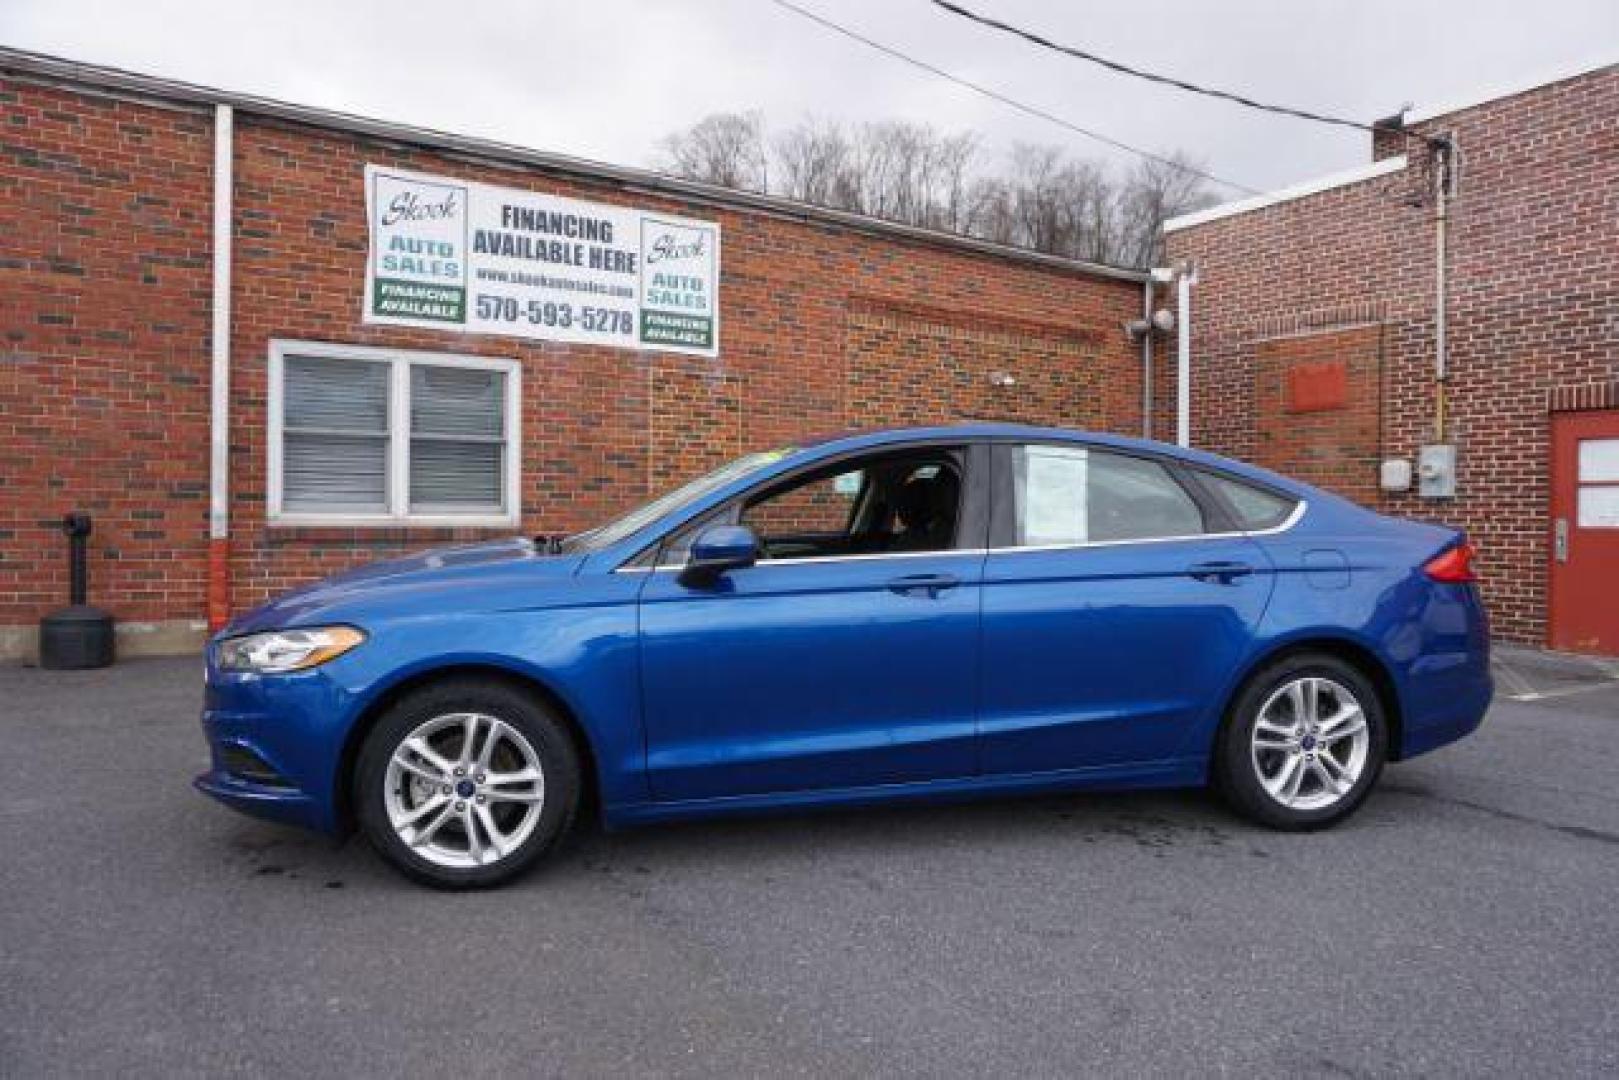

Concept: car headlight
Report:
left=215, top=626, right=366, bottom=674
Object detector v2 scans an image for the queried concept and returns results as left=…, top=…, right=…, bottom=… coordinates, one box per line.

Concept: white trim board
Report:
left=1163, top=157, right=1407, bottom=233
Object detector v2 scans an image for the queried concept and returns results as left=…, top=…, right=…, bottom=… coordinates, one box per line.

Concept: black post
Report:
left=38, top=511, right=115, bottom=669
left=65, top=512, right=91, bottom=606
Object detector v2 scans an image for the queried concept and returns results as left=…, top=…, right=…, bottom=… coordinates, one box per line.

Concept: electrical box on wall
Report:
left=1380, top=459, right=1413, bottom=492
left=1418, top=444, right=1457, bottom=498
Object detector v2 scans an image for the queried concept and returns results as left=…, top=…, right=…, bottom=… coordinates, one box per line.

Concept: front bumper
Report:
left=193, top=768, right=326, bottom=832
left=195, top=661, right=363, bottom=836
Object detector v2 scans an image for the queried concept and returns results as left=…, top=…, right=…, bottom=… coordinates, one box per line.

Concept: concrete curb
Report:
left=1492, top=643, right=1619, bottom=702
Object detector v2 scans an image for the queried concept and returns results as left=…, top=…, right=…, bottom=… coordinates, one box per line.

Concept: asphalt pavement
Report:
left=2, top=655, right=1618, bottom=1077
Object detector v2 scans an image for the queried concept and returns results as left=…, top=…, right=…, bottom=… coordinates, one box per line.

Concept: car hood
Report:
left=220, top=537, right=587, bottom=636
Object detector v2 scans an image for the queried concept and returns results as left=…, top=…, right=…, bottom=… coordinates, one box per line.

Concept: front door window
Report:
left=741, top=452, right=964, bottom=559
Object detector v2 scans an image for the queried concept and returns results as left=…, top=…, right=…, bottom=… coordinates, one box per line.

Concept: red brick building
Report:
left=0, top=48, right=1159, bottom=662
left=1162, top=59, right=1618, bottom=653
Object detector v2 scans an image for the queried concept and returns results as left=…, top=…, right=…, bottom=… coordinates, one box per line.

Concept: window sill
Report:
left=267, top=512, right=518, bottom=530
left=264, top=514, right=520, bottom=545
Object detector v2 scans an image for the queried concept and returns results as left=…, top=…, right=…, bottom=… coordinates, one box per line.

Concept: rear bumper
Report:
left=1398, top=667, right=1493, bottom=759
left=1394, top=583, right=1494, bottom=760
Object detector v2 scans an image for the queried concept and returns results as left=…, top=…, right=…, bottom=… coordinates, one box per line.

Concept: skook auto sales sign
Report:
left=364, top=164, right=720, bottom=356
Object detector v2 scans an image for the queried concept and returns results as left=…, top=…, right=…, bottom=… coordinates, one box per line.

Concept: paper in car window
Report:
left=833, top=470, right=863, bottom=496
left=1023, top=446, right=1089, bottom=545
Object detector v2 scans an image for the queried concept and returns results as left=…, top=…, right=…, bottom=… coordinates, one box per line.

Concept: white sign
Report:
left=1022, top=445, right=1090, bottom=546
left=364, top=164, right=720, bottom=357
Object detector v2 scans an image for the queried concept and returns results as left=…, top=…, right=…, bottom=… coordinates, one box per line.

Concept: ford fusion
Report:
left=198, top=425, right=1492, bottom=888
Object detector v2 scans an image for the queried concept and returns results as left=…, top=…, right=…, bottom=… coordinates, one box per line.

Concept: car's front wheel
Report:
left=355, top=676, right=581, bottom=889
left=1215, top=653, right=1387, bottom=830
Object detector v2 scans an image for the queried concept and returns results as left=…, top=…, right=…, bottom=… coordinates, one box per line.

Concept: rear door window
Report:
left=1011, top=445, right=1206, bottom=545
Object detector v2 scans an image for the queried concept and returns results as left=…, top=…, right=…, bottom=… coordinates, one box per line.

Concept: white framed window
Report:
left=267, top=340, right=520, bottom=527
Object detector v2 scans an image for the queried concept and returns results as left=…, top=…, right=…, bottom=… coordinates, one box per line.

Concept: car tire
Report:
left=355, top=676, right=581, bottom=889
left=1215, top=652, right=1388, bottom=831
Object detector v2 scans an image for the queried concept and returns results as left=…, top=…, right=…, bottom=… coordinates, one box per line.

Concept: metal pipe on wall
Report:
left=1432, top=138, right=1452, bottom=443
left=1176, top=263, right=1196, bottom=448
left=208, top=104, right=233, bottom=630
left=1141, top=276, right=1154, bottom=440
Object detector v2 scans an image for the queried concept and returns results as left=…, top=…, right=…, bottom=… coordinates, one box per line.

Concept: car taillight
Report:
left=1424, top=542, right=1477, bottom=584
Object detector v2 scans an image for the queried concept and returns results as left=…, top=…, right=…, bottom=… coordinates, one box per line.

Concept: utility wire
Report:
left=930, top=0, right=1442, bottom=148
left=764, top=0, right=1261, bottom=194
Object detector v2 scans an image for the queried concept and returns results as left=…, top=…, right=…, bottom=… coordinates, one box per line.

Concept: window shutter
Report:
left=282, top=356, right=390, bottom=512
left=409, top=366, right=506, bottom=511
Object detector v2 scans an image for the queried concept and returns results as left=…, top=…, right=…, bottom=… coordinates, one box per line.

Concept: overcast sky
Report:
left=3, top=0, right=1614, bottom=199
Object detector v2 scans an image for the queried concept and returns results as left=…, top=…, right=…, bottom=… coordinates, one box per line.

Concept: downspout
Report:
left=1176, top=262, right=1196, bottom=448
left=208, top=104, right=233, bottom=631
left=1141, top=275, right=1154, bottom=439
left=1431, top=137, right=1452, bottom=442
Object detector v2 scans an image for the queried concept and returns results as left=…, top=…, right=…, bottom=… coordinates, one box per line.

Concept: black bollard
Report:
left=38, top=512, right=115, bottom=669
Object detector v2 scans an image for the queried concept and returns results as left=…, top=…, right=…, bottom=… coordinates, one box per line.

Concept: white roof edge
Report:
left=1404, top=52, right=1617, bottom=124
left=1163, top=156, right=1407, bottom=233
left=0, top=46, right=1151, bottom=284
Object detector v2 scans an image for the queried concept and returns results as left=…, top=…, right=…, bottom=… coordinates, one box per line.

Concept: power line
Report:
left=764, top=0, right=1261, bottom=194
left=930, top=0, right=1432, bottom=144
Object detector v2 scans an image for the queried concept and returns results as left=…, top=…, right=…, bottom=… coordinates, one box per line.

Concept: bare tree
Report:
left=1115, top=152, right=1219, bottom=266
left=770, top=118, right=979, bottom=233
left=773, top=118, right=858, bottom=208
left=981, top=144, right=1117, bottom=262
left=926, top=128, right=978, bottom=233
left=654, top=113, right=1215, bottom=268
left=657, top=112, right=768, bottom=192
left=965, top=175, right=1017, bottom=246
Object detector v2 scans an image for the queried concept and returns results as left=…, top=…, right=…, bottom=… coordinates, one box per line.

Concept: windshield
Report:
left=560, top=449, right=793, bottom=553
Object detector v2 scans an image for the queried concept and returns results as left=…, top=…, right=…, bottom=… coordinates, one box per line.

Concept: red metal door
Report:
left=1549, top=409, right=1619, bottom=655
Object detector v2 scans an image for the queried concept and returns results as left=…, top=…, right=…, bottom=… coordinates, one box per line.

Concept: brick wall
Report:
left=0, top=80, right=213, bottom=637
left=1165, top=64, right=1618, bottom=645
left=1, top=73, right=1148, bottom=649
left=846, top=299, right=1121, bottom=428
left=1251, top=323, right=1383, bottom=504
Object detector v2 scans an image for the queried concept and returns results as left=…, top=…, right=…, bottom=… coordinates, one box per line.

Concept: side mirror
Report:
left=679, top=524, right=759, bottom=587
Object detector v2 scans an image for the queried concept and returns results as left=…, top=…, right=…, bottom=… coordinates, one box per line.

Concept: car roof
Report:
left=584, top=423, right=1347, bottom=567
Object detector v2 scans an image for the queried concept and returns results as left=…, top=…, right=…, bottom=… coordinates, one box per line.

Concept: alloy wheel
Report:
left=383, top=712, right=546, bottom=869
left=1249, top=676, right=1370, bottom=812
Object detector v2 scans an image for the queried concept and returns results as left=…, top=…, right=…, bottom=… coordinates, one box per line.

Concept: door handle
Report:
left=1554, top=518, right=1569, bottom=563
left=1187, top=560, right=1254, bottom=584
left=887, top=572, right=960, bottom=598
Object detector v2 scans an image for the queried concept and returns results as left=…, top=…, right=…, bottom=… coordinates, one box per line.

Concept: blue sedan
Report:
left=197, top=424, right=1492, bottom=888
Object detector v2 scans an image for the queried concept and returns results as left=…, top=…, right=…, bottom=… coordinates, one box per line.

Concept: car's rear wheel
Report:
left=1215, top=653, right=1387, bottom=830
left=355, top=677, right=580, bottom=889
